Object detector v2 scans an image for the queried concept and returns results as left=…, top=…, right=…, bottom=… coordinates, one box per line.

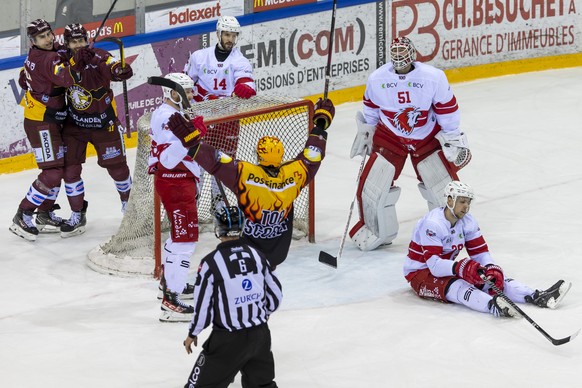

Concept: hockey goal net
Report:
left=87, top=95, right=315, bottom=277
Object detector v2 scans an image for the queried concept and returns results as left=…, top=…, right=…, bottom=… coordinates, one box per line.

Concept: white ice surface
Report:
left=1, top=68, right=582, bottom=387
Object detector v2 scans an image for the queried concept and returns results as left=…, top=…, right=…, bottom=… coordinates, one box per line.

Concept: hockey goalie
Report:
left=349, top=36, right=472, bottom=251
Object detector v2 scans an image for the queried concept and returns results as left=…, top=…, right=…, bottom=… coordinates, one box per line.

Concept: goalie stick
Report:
left=318, top=155, right=367, bottom=268
left=480, top=272, right=580, bottom=346
left=100, top=36, right=131, bottom=138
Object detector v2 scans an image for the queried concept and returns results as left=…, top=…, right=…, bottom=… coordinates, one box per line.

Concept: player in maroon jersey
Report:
left=57, top=23, right=134, bottom=237
left=10, top=19, right=83, bottom=241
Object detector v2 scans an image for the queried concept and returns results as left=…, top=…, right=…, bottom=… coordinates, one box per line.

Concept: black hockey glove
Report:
left=313, top=98, right=335, bottom=130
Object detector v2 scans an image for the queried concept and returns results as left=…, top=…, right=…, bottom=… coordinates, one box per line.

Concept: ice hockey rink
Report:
left=1, top=67, right=581, bottom=387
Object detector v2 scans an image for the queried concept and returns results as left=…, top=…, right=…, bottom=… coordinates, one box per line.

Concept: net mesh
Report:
left=87, top=95, right=313, bottom=277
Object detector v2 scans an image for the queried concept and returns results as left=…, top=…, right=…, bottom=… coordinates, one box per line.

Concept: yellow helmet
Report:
left=256, top=136, right=284, bottom=167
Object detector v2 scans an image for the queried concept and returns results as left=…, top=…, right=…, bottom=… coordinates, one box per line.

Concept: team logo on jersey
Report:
left=425, top=228, right=436, bottom=237
left=67, top=85, right=92, bottom=111
left=217, top=150, right=233, bottom=164
left=393, top=106, right=420, bottom=135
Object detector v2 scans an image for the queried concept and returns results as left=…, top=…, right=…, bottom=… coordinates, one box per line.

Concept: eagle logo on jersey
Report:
left=393, top=106, right=420, bottom=135
left=67, top=85, right=92, bottom=111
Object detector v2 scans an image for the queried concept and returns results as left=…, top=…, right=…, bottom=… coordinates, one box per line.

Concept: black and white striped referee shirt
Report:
left=188, top=239, right=283, bottom=337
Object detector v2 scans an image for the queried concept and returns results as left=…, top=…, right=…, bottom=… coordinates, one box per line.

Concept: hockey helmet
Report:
left=216, top=16, right=241, bottom=49
left=27, top=18, right=53, bottom=40
left=64, top=23, right=89, bottom=45
left=162, top=73, right=195, bottom=106
left=390, top=36, right=417, bottom=71
left=215, top=206, right=245, bottom=238
left=444, top=181, right=475, bottom=202
left=256, top=136, right=284, bottom=167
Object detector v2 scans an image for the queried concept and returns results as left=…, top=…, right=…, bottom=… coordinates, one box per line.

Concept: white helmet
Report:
left=162, top=73, right=194, bottom=107
left=390, top=36, right=417, bottom=71
left=444, top=181, right=474, bottom=218
left=216, top=16, right=241, bottom=49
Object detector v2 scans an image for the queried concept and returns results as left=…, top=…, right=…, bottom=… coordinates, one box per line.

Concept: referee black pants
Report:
left=184, top=323, right=278, bottom=388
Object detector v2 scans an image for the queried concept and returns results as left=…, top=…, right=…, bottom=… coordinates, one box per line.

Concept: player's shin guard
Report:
left=349, top=153, right=399, bottom=251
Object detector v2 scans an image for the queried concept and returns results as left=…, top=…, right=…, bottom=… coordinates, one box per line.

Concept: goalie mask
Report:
left=162, top=73, right=195, bottom=108
left=64, top=24, right=89, bottom=46
left=390, top=36, right=416, bottom=71
left=216, top=16, right=241, bottom=50
left=215, top=206, right=245, bottom=238
left=256, top=136, right=284, bottom=167
left=27, top=18, right=53, bottom=40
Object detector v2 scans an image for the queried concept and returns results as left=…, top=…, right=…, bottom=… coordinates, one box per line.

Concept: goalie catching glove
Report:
left=312, top=98, right=335, bottom=132
left=435, top=130, right=472, bottom=168
left=167, top=112, right=207, bottom=149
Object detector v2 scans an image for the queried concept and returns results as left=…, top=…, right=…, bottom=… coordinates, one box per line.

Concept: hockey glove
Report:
left=167, top=112, right=206, bottom=149
left=454, top=257, right=485, bottom=286
left=350, top=111, right=375, bottom=158
left=111, top=63, right=133, bottom=81
left=484, top=264, right=504, bottom=294
left=435, top=130, right=472, bottom=168
left=313, top=98, right=335, bottom=130
left=232, top=83, right=256, bottom=99
left=70, top=47, right=94, bottom=72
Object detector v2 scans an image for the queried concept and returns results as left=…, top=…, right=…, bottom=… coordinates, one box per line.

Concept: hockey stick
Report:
left=323, top=0, right=338, bottom=99
left=318, top=154, right=367, bottom=268
left=91, top=0, right=120, bottom=46
left=100, top=36, right=131, bottom=138
left=480, top=273, right=580, bottom=346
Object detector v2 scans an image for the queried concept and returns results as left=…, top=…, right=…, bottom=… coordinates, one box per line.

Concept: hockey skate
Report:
left=525, top=280, right=571, bottom=309
left=157, top=276, right=194, bottom=300
left=35, top=204, right=65, bottom=233
left=61, top=201, right=88, bottom=238
left=159, top=288, right=194, bottom=323
left=488, top=295, right=521, bottom=318
left=9, top=208, right=39, bottom=242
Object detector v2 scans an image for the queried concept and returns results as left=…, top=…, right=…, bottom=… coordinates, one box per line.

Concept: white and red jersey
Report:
left=183, top=46, right=255, bottom=101
left=363, top=62, right=460, bottom=144
left=403, top=207, right=494, bottom=282
left=148, top=103, right=201, bottom=179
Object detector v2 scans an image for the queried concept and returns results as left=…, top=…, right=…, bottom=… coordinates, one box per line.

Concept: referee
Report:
left=183, top=206, right=283, bottom=388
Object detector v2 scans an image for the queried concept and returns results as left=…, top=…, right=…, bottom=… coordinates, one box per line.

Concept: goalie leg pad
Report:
left=415, top=150, right=457, bottom=210
left=349, top=152, right=400, bottom=251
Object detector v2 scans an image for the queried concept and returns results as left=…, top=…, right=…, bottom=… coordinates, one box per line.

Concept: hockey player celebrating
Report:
left=404, top=180, right=571, bottom=317
left=183, top=205, right=282, bottom=388
left=10, top=19, right=80, bottom=241
left=349, top=36, right=471, bottom=251
left=183, top=15, right=257, bottom=218
left=149, top=73, right=206, bottom=322
left=58, top=23, right=134, bottom=237
left=167, top=98, right=335, bottom=268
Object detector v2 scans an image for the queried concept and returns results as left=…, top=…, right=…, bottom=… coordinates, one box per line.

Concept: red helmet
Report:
left=27, top=19, right=53, bottom=40
left=64, top=23, right=88, bottom=45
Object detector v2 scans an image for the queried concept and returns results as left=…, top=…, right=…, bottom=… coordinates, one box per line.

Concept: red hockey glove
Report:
left=70, top=47, right=94, bottom=72
left=484, top=264, right=504, bottom=294
left=111, top=63, right=133, bottom=81
left=167, top=112, right=206, bottom=149
left=313, top=98, right=335, bottom=130
left=232, top=83, right=256, bottom=99
left=454, top=258, right=485, bottom=286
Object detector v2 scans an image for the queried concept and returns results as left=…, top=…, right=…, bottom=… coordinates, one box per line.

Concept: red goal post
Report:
left=87, top=95, right=315, bottom=278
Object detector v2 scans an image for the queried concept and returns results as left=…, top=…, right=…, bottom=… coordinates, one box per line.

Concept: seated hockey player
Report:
left=349, top=36, right=471, bottom=251
left=403, top=180, right=571, bottom=317
left=166, top=98, right=335, bottom=268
